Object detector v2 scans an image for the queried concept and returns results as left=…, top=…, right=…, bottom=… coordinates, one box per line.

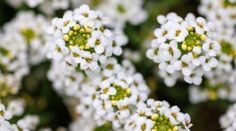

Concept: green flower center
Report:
left=0, top=62, right=7, bottom=74
left=63, top=24, right=93, bottom=52
left=106, top=64, right=114, bottom=70
left=180, top=27, right=206, bottom=55
left=150, top=113, right=178, bottom=131
left=0, top=111, right=4, bottom=116
left=20, top=28, right=37, bottom=44
left=222, top=0, right=236, bottom=7
left=117, top=4, right=126, bottom=13
left=220, top=40, right=236, bottom=57
left=0, top=82, right=15, bottom=98
left=104, top=84, right=131, bottom=104
left=0, top=47, right=11, bottom=57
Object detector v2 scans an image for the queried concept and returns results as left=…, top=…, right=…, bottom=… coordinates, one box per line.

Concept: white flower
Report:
left=220, top=103, right=236, bottom=131
left=0, top=32, right=29, bottom=95
left=93, top=70, right=149, bottom=128
left=0, top=74, right=22, bottom=97
left=7, top=0, right=43, bottom=8
left=0, top=103, right=12, bottom=121
left=69, top=117, right=97, bottom=131
left=146, top=13, right=220, bottom=85
left=67, top=59, right=150, bottom=129
left=123, top=49, right=142, bottom=63
left=7, top=0, right=72, bottom=16
left=188, top=24, right=236, bottom=103
left=48, top=5, right=127, bottom=72
left=17, top=115, right=39, bottom=130
left=158, top=70, right=180, bottom=87
left=7, top=99, right=25, bottom=117
left=0, top=117, right=18, bottom=131
left=0, top=32, right=29, bottom=80
left=188, top=69, right=236, bottom=103
left=26, top=0, right=44, bottom=7
left=0, top=102, right=19, bottom=131
left=97, top=0, right=147, bottom=28
left=48, top=57, right=148, bottom=129
left=188, top=86, right=209, bottom=104
left=101, top=58, right=121, bottom=77
left=3, top=11, right=50, bottom=65
left=48, top=59, right=85, bottom=97
left=125, top=99, right=192, bottom=131
left=199, top=0, right=236, bottom=27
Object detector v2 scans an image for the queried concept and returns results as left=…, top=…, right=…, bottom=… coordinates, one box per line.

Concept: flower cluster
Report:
left=188, top=17, right=236, bottom=103
left=0, top=11, right=50, bottom=97
left=0, top=33, right=29, bottom=96
left=0, top=102, right=17, bottom=131
left=3, top=11, right=50, bottom=65
left=97, top=0, right=147, bottom=28
left=17, top=115, right=39, bottom=131
left=7, top=99, right=25, bottom=117
left=93, top=65, right=149, bottom=128
left=74, top=59, right=136, bottom=120
left=47, top=5, right=127, bottom=72
left=188, top=53, right=236, bottom=103
left=199, top=0, right=236, bottom=27
left=49, top=57, right=150, bottom=129
left=45, top=4, right=194, bottom=130
left=125, top=99, right=192, bottom=131
left=48, top=59, right=85, bottom=97
left=0, top=32, right=29, bottom=78
left=189, top=70, right=236, bottom=103
left=0, top=101, right=39, bottom=131
left=147, top=13, right=221, bottom=86
left=220, top=103, right=236, bottom=131
left=0, top=11, right=50, bottom=130
left=2, top=0, right=236, bottom=130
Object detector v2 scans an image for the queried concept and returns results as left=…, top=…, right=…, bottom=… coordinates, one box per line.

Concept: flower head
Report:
left=68, top=59, right=150, bottom=129
left=3, top=11, right=50, bottom=65
left=146, top=13, right=220, bottom=85
left=93, top=72, right=149, bottom=128
left=188, top=24, right=236, bottom=103
left=0, top=32, right=29, bottom=95
left=48, top=59, right=85, bottom=97
left=0, top=102, right=19, bottom=131
left=47, top=5, right=127, bottom=72
left=125, top=99, right=192, bottom=131
left=0, top=33, right=29, bottom=78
